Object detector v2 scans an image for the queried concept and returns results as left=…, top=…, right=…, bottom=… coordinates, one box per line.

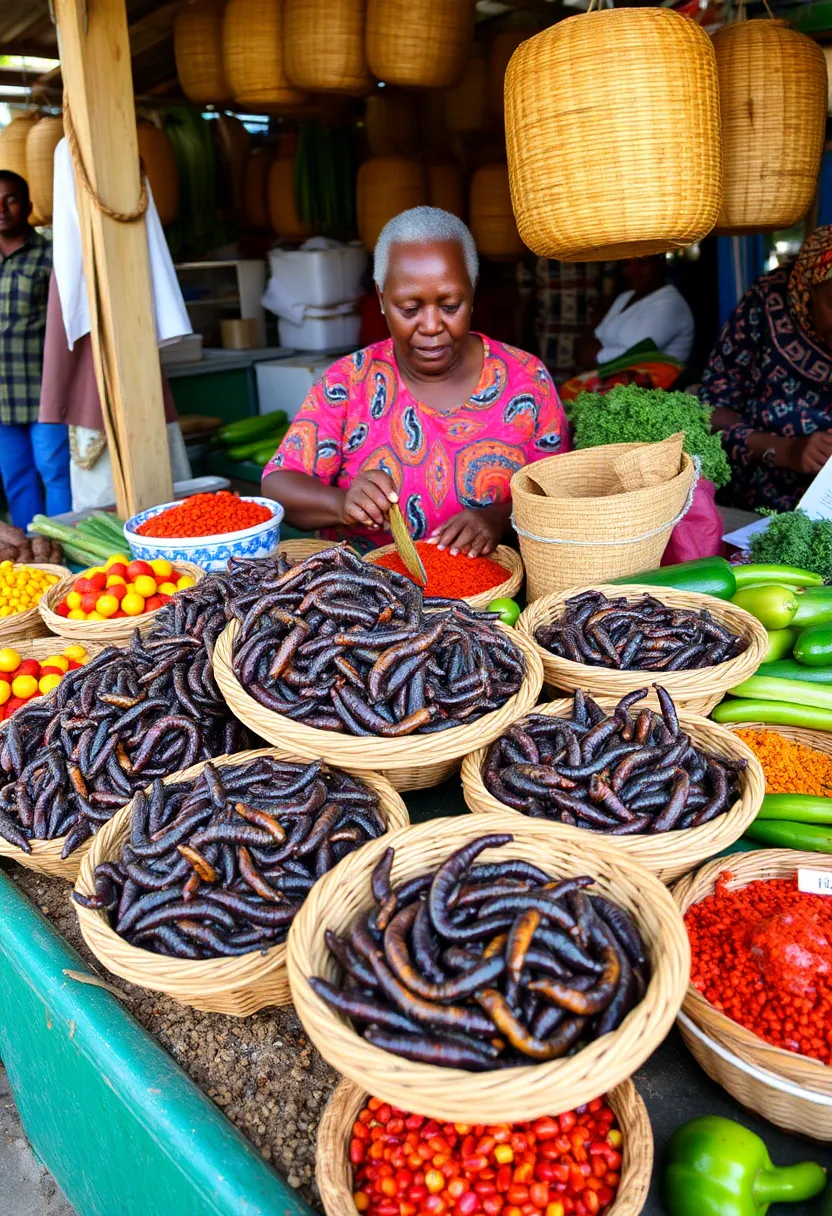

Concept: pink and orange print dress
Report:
left=264, top=335, right=571, bottom=546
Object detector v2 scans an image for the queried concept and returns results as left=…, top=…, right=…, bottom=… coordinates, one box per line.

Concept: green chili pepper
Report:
left=758, top=794, right=832, bottom=824
left=744, top=819, right=832, bottom=852
left=733, top=564, right=824, bottom=589
left=731, top=585, right=799, bottom=630
left=711, top=698, right=832, bottom=730
left=664, top=1116, right=826, bottom=1216
left=762, top=628, right=798, bottom=663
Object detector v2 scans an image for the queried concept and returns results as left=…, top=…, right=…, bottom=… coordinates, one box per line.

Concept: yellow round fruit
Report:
left=150, top=558, right=173, bottom=578
left=176, top=575, right=196, bottom=591
left=0, top=648, right=21, bottom=673
left=38, top=673, right=63, bottom=695
left=66, top=591, right=82, bottom=610
left=121, top=592, right=146, bottom=617
left=133, top=574, right=157, bottom=598
left=85, top=566, right=105, bottom=576
left=0, top=560, right=11, bottom=569
left=67, top=608, right=87, bottom=620
left=86, top=610, right=105, bottom=621
left=0, top=684, right=9, bottom=707
left=106, top=574, right=126, bottom=588
left=43, top=655, right=70, bottom=673
left=95, top=594, right=119, bottom=619
left=159, top=581, right=178, bottom=596
left=12, top=674, right=39, bottom=699
left=106, top=554, right=130, bottom=569
left=62, top=645, right=87, bottom=662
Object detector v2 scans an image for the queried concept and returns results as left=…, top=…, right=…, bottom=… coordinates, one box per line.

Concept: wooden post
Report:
left=53, top=0, right=174, bottom=517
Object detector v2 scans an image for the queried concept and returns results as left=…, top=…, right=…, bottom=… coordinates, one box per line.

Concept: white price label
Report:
left=797, top=868, right=832, bottom=896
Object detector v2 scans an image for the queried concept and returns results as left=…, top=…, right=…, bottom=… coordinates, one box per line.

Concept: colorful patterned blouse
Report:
left=264, top=335, right=570, bottom=545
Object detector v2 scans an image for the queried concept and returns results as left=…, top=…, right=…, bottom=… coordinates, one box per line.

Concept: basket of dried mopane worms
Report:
left=286, top=814, right=690, bottom=1122
left=461, top=686, right=764, bottom=884
left=517, top=583, right=767, bottom=715
left=74, top=749, right=409, bottom=1016
left=316, top=1077, right=653, bottom=1216
left=212, top=545, right=544, bottom=791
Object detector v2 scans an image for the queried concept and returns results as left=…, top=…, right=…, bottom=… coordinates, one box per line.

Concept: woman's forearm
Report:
left=261, top=469, right=346, bottom=531
left=711, top=407, right=743, bottom=431
left=738, top=431, right=798, bottom=472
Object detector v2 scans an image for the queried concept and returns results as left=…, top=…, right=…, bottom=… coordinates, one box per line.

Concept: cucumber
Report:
left=792, top=586, right=832, bottom=628
left=227, top=434, right=284, bottom=461
left=756, top=659, right=832, bottom=684
left=610, top=557, right=736, bottom=600
left=763, top=628, right=798, bottom=663
left=794, top=624, right=832, bottom=668
left=217, top=413, right=288, bottom=446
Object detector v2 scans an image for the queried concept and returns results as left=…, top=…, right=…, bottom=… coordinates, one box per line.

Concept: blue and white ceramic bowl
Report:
left=124, top=497, right=284, bottom=572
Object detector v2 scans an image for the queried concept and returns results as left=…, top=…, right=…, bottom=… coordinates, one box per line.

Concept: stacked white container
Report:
left=268, top=244, right=367, bottom=352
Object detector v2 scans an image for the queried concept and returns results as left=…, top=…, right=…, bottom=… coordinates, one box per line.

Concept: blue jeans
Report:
left=0, top=422, right=72, bottom=530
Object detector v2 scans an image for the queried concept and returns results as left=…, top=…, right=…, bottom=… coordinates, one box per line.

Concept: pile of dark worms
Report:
left=535, top=590, right=747, bottom=671
left=74, top=756, right=387, bottom=958
left=482, top=687, right=745, bottom=834
left=229, top=546, right=526, bottom=737
left=311, top=833, right=648, bottom=1071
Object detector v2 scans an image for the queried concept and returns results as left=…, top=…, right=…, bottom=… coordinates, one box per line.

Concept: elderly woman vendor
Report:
left=262, top=207, right=570, bottom=556
left=701, top=226, right=832, bottom=512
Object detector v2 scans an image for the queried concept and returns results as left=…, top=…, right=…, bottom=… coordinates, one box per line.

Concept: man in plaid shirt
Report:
left=0, top=169, right=71, bottom=528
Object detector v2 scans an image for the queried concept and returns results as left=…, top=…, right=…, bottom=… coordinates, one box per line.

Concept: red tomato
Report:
left=113, top=609, right=128, bottom=618
left=88, top=572, right=107, bottom=592
left=107, top=583, right=128, bottom=603
left=107, top=562, right=128, bottom=579
left=67, top=659, right=82, bottom=669
left=74, top=577, right=90, bottom=594
left=39, top=665, right=63, bottom=677
left=144, top=594, right=165, bottom=612
left=127, top=560, right=153, bottom=581
left=157, top=593, right=173, bottom=605
left=5, top=697, right=26, bottom=714
left=55, top=602, right=71, bottom=618
left=81, top=592, right=99, bottom=614
left=16, top=660, right=40, bottom=678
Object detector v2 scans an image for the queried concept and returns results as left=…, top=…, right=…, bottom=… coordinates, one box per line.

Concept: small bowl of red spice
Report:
left=366, top=543, right=524, bottom=609
left=124, top=492, right=284, bottom=572
left=316, top=1079, right=653, bottom=1216
left=674, top=849, right=832, bottom=1122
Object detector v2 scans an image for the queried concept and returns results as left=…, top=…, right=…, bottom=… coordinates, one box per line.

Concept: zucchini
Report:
left=792, top=586, right=832, bottom=628
left=794, top=624, right=832, bottom=668
left=757, top=795, right=832, bottom=824
left=756, top=659, right=832, bottom=685
left=610, top=556, right=736, bottom=600
left=763, top=628, right=798, bottom=663
left=217, top=413, right=288, bottom=446
left=733, top=563, right=824, bottom=588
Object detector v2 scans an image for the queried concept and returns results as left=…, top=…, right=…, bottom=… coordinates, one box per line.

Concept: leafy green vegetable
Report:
left=568, top=384, right=731, bottom=488
left=750, top=510, right=832, bottom=584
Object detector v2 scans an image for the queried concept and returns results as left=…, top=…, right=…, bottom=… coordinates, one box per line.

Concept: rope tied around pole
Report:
left=63, top=99, right=148, bottom=223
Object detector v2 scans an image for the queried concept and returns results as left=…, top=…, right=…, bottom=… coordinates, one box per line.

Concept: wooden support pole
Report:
left=53, top=0, right=174, bottom=517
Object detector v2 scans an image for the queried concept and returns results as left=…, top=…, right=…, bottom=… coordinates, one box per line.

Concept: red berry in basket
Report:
left=81, top=592, right=98, bottom=614
left=88, top=572, right=107, bottom=592
left=107, top=562, right=128, bottom=579
left=113, top=610, right=128, bottom=618
left=107, top=583, right=127, bottom=603
left=127, top=560, right=153, bottom=581
left=74, top=577, right=90, bottom=594
left=55, top=602, right=70, bottom=618
left=67, top=660, right=82, bottom=670
left=145, top=595, right=164, bottom=612
left=16, top=659, right=40, bottom=678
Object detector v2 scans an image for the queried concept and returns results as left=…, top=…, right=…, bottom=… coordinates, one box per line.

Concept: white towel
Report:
left=51, top=136, right=192, bottom=351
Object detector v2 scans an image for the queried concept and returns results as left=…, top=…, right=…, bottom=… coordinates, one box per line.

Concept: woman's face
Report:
left=810, top=279, right=832, bottom=347
left=379, top=239, right=474, bottom=378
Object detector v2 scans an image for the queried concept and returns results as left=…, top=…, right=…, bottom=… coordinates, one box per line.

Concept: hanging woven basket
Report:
left=488, top=29, right=532, bottom=125
left=505, top=8, right=722, bottom=261
left=223, top=0, right=309, bottom=111
left=26, top=115, right=63, bottom=226
left=174, top=0, right=229, bottom=103
left=426, top=161, right=465, bottom=220
left=444, top=43, right=489, bottom=135
left=136, top=120, right=179, bottom=227
left=470, top=163, right=525, bottom=260
left=268, top=156, right=311, bottom=240
left=284, top=0, right=371, bottom=95
left=356, top=156, right=426, bottom=251
left=364, top=90, right=420, bottom=158
left=0, top=114, right=39, bottom=186
left=714, top=19, right=827, bottom=234
left=243, top=147, right=273, bottom=229
left=366, top=0, right=475, bottom=89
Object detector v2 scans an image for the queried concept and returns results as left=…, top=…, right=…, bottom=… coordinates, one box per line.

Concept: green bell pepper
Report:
left=664, top=1116, right=826, bottom=1216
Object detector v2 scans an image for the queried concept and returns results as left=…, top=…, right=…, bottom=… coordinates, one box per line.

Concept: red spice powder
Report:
left=685, top=873, right=832, bottom=1064
left=136, top=491, right=272, bottom=539
left=373, top=542, right=507, bottom=599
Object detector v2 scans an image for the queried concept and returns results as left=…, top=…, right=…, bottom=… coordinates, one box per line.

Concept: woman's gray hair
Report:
left=373, top=206, right=479, bottom=290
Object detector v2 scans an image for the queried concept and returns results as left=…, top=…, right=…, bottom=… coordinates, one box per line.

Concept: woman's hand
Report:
left=427, top=505, right=506, bottom=557
left=342, top=471, right=398, bottom=530
left=789, top=432, right=832, bottom=476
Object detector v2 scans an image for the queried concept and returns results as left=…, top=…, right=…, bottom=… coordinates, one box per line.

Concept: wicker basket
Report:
left=0, top=563, right=70, bottom=646
left=364, top=91, right=421, bottom=158
left=517, top=583, right=769, bottom=715
left=461, top=701, right=765, bottom=885
left=357, top=157, right=427, bottom=252
left=444, top=44, right=489, bottom=135
left=26, top=115, right=64, bottom=226
left=213, top=619, right=543, bottom=791
left=0, top=115, right=38, bottom=186
left=470, top=163, right=526, bottom=261
left=174, top=0, right=229, bottom=103
left=364, top=543, right=523, bottom=611
left=426, top=162, right=465, bottom=221
left=268, top=157, right=311, bottom=241
left=284, top=0, right=371, bottom=95
left=244, top=147, right=273, bottom=229
left=725, top=721, right=832, bottom=761
left=365, top=0, right=475, bottom=90
left=504, top=8, right=722, bottom=261
left=74, top=749, right=409, bottom=1017
left=714, top=20, right=827, bottom=234
left=678, top=1011, right=832, bottom=1143
left=317, top=1076, right=652, bottom=1216
left=276, top=538, right=335, bottom=562
left=674, top=850, right=832, bottom=1101
left=287, top=814, right=690, bottom=1122
left=38, top=561, right=205, bottom=644
left=136, top=120, right=179, bottom=228
left=222, top=0, right=309, bottom=111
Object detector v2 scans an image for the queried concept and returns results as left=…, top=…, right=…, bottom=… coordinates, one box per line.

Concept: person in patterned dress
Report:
left=700, top=227, right=832, bottom=511
left=262, top=207, right=570, bottom=556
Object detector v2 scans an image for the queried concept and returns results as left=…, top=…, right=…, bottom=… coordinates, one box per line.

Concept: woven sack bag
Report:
left=714, top=19, right=827, bottom=234
left=136, top=120, right=179, bottom=227
left=26, top=115, right=63, bottom=226
left=366, top=0, right=475, bottom=90
left=223, top=0, right=309, bottom=111
left=284, top=0, right=371, bottom=95
left=174, top=0, right=229, bottom=103
left=504, top=8, right=722, bottom=260
left=470, top=163, right=525, bottom=260
left=357, top=157, right=426, bottom=251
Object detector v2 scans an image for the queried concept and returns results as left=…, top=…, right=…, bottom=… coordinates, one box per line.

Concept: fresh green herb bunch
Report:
left=750, top=510, right=832, bottom=583
left=568, top=384, right=731, bottom=488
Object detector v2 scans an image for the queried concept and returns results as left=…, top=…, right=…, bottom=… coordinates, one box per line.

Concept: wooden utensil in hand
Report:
left=388, top=503, right=427, bottom=586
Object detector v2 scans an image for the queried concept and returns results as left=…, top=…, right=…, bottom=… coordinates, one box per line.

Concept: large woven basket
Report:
left=365, top=0, right=475, bottom=90
left=74, top=749, right=409, bottom=1017
left=0, top=563, right=70, bottom=646
left=287, top=814, right=690, bottom=1122
left=174, top=0, right=229, bottom=103
left=364, top=543, right=523, bottom=611
left=357, top=157, right=427, bottom=251
left=517, top=583, right=769, bottom=715
left=504, top=8, right=722, bottom=261
left=38, top=561, right=205, bottom=644
left=714, top=19, right=827, bottom=234
left=317, top=1077, right=653, bottom=1216
left=444, top=43, right=489, bottom=135
left=26, top=114, right=64, bottom=226
left=488, top=29, right=532, bottom=124
left=213, top=619, right=543, bottom=791
left=725, top=721, right=832, bottom=763
left=222, top=0, right=308, bottom=111
left=470, top=164, right=526, bottom=261
left=136, top=119, right=179, bottom=227
left=510, top=446, right=695, bottom=601
left=283, top=0, right=371, bottom=95
left=674, top=850, right=832, bottom=1102
left=364, top=91, right=421, bottom=158
left=426, top=161, right=466, bottom=220
left=462, top=701, right=764, bottom=885
left=678, top=1011, right=832, bottom=1143
left=268, top=156, right=311, bottom=241
left=0, top=114, right=38, bottom=185
left=276, top=538, right=335, bottom=563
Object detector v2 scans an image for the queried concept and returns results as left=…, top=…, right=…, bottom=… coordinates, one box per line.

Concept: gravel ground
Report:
left=6, top=867, right=338, bottom=1210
